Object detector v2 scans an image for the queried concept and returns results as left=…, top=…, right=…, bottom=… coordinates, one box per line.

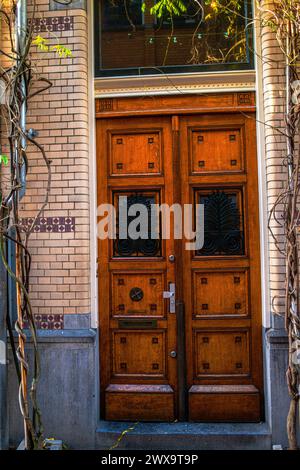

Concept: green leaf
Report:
left=150, top=0, right=187, bottom=18
left=51, top=45, right=73, bottom=58
left=0, top=154, right=8, bottom=165
left=32, top=35, right=72, bottom=58
left=32, top=35, right=49, bottom=52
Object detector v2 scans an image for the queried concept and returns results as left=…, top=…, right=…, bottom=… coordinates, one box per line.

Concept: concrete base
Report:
left=8, top=329, right=97, bottom=450
left=266, top=328, right=300, bottom=448
left=95, top=421, right=272, bottom=450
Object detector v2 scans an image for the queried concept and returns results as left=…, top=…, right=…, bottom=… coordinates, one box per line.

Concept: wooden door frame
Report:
left=95, top=91, right=264, bottom=422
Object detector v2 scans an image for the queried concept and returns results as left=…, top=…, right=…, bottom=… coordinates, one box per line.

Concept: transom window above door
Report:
left=94, top=0, right=254, bottom=77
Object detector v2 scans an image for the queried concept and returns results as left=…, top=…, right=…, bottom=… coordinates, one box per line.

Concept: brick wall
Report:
left=259, top=0, right=286, bottom=316
left=1, top=1, right=90, bottom=329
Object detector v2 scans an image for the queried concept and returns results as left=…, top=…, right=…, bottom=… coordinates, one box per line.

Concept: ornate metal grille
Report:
left=114, top=192, right=161, bottom=257
left=196, top=191, right=244, bottom=256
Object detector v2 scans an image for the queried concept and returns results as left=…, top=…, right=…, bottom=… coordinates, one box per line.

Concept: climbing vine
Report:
left=258, top=0, right=300, bottom=450
left=0, top=0, right=71, bottom=450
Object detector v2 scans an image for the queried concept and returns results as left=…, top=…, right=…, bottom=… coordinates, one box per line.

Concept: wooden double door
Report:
left=97, top=94, right=263, bottom=422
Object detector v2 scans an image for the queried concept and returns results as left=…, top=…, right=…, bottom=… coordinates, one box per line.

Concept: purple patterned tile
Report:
left=28, top=16, right=74, bottom=33
left=22, top=314, right=64, bottom=330
left=34, top=314, right=64, bottom=330
left=21, top=216, right=75, bottom=233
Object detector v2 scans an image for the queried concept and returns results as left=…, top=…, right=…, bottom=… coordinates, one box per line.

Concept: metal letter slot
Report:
left=163, top=283, right=176, bottom=313
left=118, top=319, right=157, bottom=329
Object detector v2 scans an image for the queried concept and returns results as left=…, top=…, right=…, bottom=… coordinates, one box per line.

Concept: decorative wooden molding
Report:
left=95, top=92, right=256, bottom=118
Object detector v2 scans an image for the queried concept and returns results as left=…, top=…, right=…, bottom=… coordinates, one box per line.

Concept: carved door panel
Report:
left=97, top=117, right=177, bottom=421
left=180, top=114, right=263, bottom=421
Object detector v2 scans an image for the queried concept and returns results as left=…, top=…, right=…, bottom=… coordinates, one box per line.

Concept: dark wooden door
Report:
left=180, top=114, right=263, bottom=421
left=97, top=95, right=263, bottom=422
left=97, top=116, right=178, bottom=421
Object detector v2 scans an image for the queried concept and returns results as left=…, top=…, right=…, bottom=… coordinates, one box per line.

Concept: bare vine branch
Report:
left=257, top=0, right=300, bottom=450
left=0, top=0, right=55, bottom=449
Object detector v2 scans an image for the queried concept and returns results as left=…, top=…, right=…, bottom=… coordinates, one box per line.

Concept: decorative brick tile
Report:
left=23, top=314, right=64, bottom=330
left=21, top=216, right=75, bottom=233
left=34, top=314, right=64, bottom=330
left=28, top=16, right=74, bottom=33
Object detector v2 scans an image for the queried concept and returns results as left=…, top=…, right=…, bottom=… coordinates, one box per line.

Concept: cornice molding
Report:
left=94, top=70, right=256, bottom=98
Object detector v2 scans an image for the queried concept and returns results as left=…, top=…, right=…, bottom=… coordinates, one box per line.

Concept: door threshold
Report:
left=95, top=421, right=271, bottom=450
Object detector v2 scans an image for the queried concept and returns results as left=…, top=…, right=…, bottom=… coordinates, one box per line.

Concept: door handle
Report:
left=163, top=283, right=176, bottom=313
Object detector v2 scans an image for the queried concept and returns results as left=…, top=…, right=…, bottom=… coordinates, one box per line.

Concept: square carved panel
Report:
left=111, top=272, right=165, bottom=317
left=194, top=329, right=250, bottom=377
left=190, top=128, right=243, bottom=174
left=113, top=331, right=166, bottom=377
left=193, top=270, right=249, bottom=317
left=109, top=131, right=162, bottom=176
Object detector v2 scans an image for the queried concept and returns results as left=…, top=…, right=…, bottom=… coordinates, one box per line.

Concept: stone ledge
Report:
left=64, top=313, right=91, bottom=329
left=266, top=328, right=288, bottom=344
left=95, top=421, right=272, bottom=450
left=11, top=328, right=96, bottom=343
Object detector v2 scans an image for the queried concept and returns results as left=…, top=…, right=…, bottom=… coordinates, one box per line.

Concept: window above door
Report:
left=94, top=0, right=254, bottom=77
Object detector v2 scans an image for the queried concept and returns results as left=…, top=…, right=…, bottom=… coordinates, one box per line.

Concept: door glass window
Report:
left=113, top=191, right=162, bottom=257
left=196, top=189, right=244, bottom=256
